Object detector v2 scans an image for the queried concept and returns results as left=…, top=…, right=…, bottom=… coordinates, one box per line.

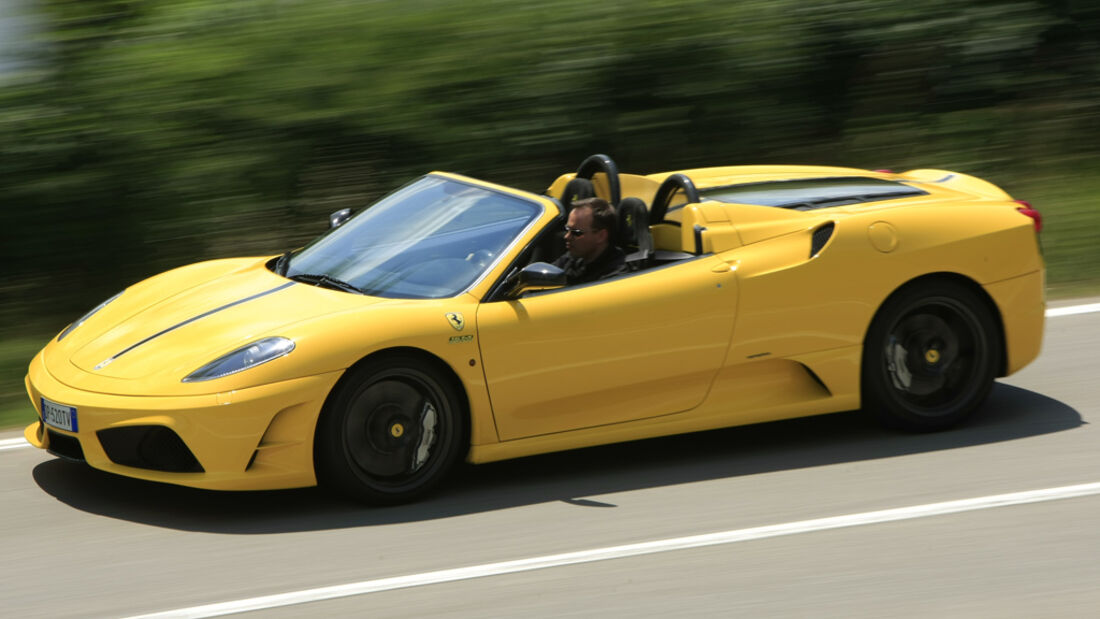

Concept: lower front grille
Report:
left=46, top=429, right=86, bottom=462
left=97, top=426, right=204, bottom=473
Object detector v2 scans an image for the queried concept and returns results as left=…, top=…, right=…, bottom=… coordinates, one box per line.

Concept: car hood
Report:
left=58, top=257, right=381, bottom=382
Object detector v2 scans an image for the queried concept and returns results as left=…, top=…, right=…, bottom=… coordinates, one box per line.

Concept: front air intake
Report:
left=97, top=426, right=204, bottom=473
left=46, top=430, right=85, bottom=462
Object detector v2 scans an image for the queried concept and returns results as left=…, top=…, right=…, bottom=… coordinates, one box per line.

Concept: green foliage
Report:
left=0, top=338, right=43, bottom=430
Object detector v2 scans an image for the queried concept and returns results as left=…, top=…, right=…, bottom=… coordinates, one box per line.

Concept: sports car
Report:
left=23, top=154, right=1045, bottom=504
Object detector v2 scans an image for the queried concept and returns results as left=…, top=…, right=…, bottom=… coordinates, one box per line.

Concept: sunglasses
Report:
left=564, top=226, right=590, bottom=237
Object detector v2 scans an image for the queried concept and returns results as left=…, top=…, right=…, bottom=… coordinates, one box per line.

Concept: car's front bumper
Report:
left=24, top=351, right=344, bottom=490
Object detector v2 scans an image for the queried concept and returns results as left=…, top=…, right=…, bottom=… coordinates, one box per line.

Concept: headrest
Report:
left=617, top=197, right=653, bottom=253
left=560, top=177, right=595, bottom=214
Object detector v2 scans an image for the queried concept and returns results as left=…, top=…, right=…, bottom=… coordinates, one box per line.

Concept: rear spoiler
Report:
left=899, top=169, right=1014, bottom=201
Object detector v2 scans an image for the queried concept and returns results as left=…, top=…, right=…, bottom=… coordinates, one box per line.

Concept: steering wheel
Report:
left=649, top=173, right=700, bottom=225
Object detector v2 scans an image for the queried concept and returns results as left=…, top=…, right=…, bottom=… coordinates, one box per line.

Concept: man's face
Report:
left=564, top=206, right=606, bottom=262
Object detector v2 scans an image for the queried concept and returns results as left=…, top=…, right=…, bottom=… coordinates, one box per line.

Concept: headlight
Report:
left=182, top=337, right=296, bottom=383
left=58, top=290, right=125, bottom=341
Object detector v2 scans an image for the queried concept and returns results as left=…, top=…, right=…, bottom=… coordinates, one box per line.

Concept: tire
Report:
left=315, top=354, right=466, bottom=504
left=862, top=280, right=1001, bottom=432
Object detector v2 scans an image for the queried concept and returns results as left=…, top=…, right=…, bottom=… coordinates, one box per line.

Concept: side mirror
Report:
left=508, top=262, right=567, bottom=298
left=329, top=208, right=352, bottom=229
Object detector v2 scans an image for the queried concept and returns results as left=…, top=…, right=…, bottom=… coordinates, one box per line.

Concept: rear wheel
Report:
left=862, top=280, right=1001, bottom=431
left=315, top=354, right=466, bottom=504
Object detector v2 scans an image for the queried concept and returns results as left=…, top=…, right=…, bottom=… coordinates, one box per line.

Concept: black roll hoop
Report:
left=576, top=154, right=622, bottom=207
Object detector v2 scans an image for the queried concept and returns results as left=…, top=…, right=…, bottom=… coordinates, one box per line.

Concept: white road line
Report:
left=0, top=438, right=28, bottom=451
left=124, top=481, right=1100, bottom=619
left=2, top=301, right=1099, bottom=455
left=1047, top=302, right=1100, bottom=317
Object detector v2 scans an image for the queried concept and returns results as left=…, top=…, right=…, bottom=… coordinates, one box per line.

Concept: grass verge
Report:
left=0, top=336, right=45, bottom=432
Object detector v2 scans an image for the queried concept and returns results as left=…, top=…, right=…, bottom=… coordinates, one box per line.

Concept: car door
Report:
left=475, top=256, right=739, bottom=441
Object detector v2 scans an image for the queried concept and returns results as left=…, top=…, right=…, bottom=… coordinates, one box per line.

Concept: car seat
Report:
left=617, top=197, right=654, bottom=271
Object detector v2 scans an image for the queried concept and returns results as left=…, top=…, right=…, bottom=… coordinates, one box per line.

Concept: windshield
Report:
left=284, top=175, right=543, bottom=298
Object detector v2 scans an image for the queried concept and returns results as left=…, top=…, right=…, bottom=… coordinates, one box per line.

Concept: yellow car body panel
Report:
left=477, top=254, right=738, bottom=440
left=25, top=161, right=1045, bottom=494
left=26, top=357, right=340, bottom=490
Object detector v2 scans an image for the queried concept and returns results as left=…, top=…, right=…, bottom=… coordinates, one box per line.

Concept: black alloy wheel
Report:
left=862, top=280, right=1001, bottom=431
left=316, top=354, right=466, bottom=504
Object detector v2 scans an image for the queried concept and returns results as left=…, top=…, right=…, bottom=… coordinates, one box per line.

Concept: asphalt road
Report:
left=2, top=298, right=1099, bottom=618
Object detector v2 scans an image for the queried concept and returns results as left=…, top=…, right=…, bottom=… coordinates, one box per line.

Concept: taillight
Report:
left=1014, top=200, right=1042, bottom=233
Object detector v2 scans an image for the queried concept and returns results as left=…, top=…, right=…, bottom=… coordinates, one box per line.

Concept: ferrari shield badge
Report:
left=445, top=312, right=465, bottom=331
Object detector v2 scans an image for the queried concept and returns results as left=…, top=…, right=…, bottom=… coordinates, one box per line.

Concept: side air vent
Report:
left=810, top=222, right=835, bottom=258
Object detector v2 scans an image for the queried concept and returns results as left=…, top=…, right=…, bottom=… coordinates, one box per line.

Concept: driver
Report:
left=554, top=197, right=625, bottom=285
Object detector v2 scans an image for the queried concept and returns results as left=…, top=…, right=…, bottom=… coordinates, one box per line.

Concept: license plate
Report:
left=41, top=398, right=78, bottom=432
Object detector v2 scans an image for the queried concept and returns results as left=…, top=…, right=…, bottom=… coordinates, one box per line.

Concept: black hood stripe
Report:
left=94, top=282, right=295, bottom=370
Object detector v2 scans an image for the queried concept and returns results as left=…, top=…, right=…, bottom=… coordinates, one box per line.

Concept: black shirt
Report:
left=553, top=245, right=626, bottom=285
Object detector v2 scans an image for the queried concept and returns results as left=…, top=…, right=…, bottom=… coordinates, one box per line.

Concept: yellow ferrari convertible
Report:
left=24, top=154, right=1045, bottom=504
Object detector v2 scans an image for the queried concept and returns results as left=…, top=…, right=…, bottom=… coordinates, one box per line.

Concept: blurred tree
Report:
left=1, top=0, right=1098, bottom=335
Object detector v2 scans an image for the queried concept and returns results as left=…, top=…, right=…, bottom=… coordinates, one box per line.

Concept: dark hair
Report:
left=571, top=197, right=617, bottom=241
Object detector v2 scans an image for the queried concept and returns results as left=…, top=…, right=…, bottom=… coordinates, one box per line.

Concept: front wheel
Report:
left=315, top=355, right=466, bottom=504
left=862, top=281, right=1001, bottom=432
